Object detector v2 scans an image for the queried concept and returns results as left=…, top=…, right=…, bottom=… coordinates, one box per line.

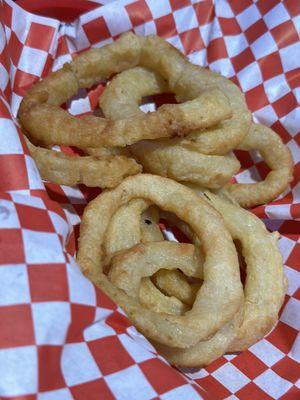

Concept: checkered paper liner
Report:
left=0, top=0, right=299, bottom=399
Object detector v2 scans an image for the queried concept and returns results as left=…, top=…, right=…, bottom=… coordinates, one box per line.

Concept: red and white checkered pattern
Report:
left=0, top=0, right=299, bottom=399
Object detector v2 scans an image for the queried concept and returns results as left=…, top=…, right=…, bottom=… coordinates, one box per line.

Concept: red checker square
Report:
left=236, top=382, right=273, bottom=400
left=140, top=358, right=186, bottom=394
left=8, top=32, right=23, bottom=66
left=193, top=1, right=214, bottom=25
left=196, top=375, right=231, bottom=399
left=106, top=310, right=131, bottom=334
left=245, top=84, right=269, bottom=112
left=170, top=0, right=191, bottom=11
left=271, top=20, right=299, bottom=49
left=88, top=336, right=134, bottom=375
left=244, top=19, right=268, bottom=44
left=271, top=121, right=292, bottom=144
left=180, top=28, right=205, bottom=54
left=56, top=36, right=70, bottom=57
left=272, top=356, right=300, bottom=383
left=126, top=0, right=152, bottom=27
left=293, top=287, right=300, bottom=301
left=71, top=378, right=114, bottom=400
left=0, top=229, right=25, bottom=264
left=219, top=17, right=242, bottom=36
left=77, top=185, right=101, bottom=203
left=0, top=154, right=29, bottom=191
left=95, top=287, right=117, bottom=310
left=284, top=0, right=300, bottom=17
left=207, top=37, right=228, bottom=64
left=273, top=92, right=297, bottom=119
left=234, top=149, right=254, bottom=169
left=0, top=96, right=13, bottom=119
left=203, top=356, right=227, bottom=374
left=67, top=304, right=95, bottom=342
left=16, top=204, right=54, bottom=232
left=258, top=52, right=283, bottom=81
left=155, top=14, right=177, bottom=39
left=28, top=264, right=69, bottom=302
left=256, top=0, right=279, bottom=15
left=41, top=54, right=54, bottom=78
left=267, top=321, right=298, bottom=353
left=291, top=204, right=300, bottom=220
left=286, top=243, right=300, bottom=270
left=0, top=305, right=35, bottom=349
left=255, top=161, right=271, bottom=180
left=232, top=351, right=268, bottom=379
left=286, top=69, right=300, bottom=90
left=25, top=22, right=55, bottom=52
left=279, top=221, right=300, bottom=241
left=83, top=17, right=111, bottom=45
left=229, top=0, right=253, bottom=14
left=38, top=345, right=65, bottom=392
left=13, top=69, right=39, bottom=98
left=3, top=1, right=12, bottom=26
left=231, top=47, right=255, bottom=73
left=65, top=230, right=76, bottom=256
left=45, top=182, right=70, bottom=204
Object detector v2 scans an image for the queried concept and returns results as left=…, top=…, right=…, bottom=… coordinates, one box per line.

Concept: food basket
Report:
left=0, top=0, right=299, bottom=399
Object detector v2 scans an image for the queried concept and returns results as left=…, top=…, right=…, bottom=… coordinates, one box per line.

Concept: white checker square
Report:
left=0, top=63, right=9, bottom=92
left=119, top=333, right=155, bottom=363
left=277, top=236, right=296, bottom=263
left=294, top=87, right=300, bottom=104
left=250, top=339, right=285, bottom=367
left=210, top=58, right=235, bottom=78
left=173, top=6, right=198, bottom=33
left=265, top=204, right=292, bottom=220
left=253, top=105, right=278, bottom=127
left=280, top=108, right=300, bottom=137
left=61, top=185, right=86, bottom=203
left=4, top=25, right=11, bottom=43
left=12, top=6, right=30, bottom=43
left=23, top=229, right=65, bottom=264
left=199, top=22, right=213, bottom=47
left=105, top=4, right=132, bottom=36
left=236, top=4, right=261, bottom=31
left=0, top=264, right=30, bottom=306
left=160, top=384, right=200, bottom=400
left=68, top=96, right=92, bottom=116
left=49, top=211, right=69, bottom=242
left=264, top=75, right=290, bottom=103
left=95, top=306, right=114, bottom=322
left=216, top=1, right=234, bottom=17
left=11, top=193, right=45, bottom=209
left=237, top=61, right=263, bottom=92
left=251, top=32, right=277, bottom=60
left=105, top=365, right=157, bottom=400
left=289, top=333, right=300, bottom=362
left=147, top=0, right=172, bottom=19
left=32, top=301, right=71, bottom=345
left=287, top=139, right=300, bottom=164
left=84, top=321, right=115, bottom=342
left=134, top=20, right=157, bottom=36
left=187, top=369, right=209, bottom=380
left=254, top=369, right=293, bottom=399
left=280, top=42, right=300, bottom=72
left=0, top=346, right=38, bottom=396
left=264, top=3, right=290, bottom=30
left=211, top=363, right=250, bottom=393
left=284, top=266, right=299, bottom=296
left=67, top=262, right=96, bottom=306
left=37, top=388, right=73, bottom=400
left=62, top=204, right=81, bottom=227
left=280, top=298, right=300, bottom=330
left=18, top=46, right=48, bottom=76
left=11, top=95, right=23, bottom=120
left=25, top=154, right=45, bottom=190
left=0, top=199, right=20, bottom=228
left=210, top=19, right=223, bottom=40
left=61, top=343, right=102, bottom=386
left=235, top=166, right=261, bottom=184
left=0, top=119, right=23, bottom=155
left=188, top=49, right=207, bottom=67
left=224, top=33, right=249, bottom=58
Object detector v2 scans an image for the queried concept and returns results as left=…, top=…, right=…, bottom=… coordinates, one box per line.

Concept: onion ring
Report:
left=25, top=137, right=141, bottom=187
left=100, top=67, right=241, bottom=188
left=225, top=124, right=294, bottom=208
left=19, top=33, right=231, bottom=149
left=77, top=174, right=243, bottom=348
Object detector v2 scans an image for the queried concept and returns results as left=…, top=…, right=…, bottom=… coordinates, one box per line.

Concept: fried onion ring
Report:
left=25, top=137, right=142, bottom=187
left=100, top=67, right=241, bottom=188
left=19, top=33, right=231, bottom=149
left=225, top=124, right=294, bottom=208
left=77, top=174, right=243, bottom=348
